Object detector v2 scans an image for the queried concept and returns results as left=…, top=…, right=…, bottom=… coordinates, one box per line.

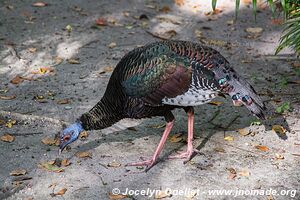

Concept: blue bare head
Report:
left=59, top=122, right=83, bottom=154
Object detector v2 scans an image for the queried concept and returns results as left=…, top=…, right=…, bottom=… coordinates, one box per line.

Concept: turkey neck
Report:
left=79, top=95, right=125, bottom=130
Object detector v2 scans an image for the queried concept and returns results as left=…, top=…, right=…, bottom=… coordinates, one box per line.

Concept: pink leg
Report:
left=126, top=120, right=174, bottom=171
left=169, top=108, right=199, bottom=163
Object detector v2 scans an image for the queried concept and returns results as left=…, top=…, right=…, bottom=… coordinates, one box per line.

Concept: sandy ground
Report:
left=0, top=0, right=300, bottom=199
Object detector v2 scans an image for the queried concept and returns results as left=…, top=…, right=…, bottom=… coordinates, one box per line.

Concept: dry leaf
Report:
left=238, top=128, right=250, bottom=136
left=107, top=160, right=121, bottom=168
left=214, top=147, right=226, bottom=153
left=1, top=134, right=15, bottom=142
left=10, top=169, right=26, bottom=176
left=275, top=153, right=284, bottom=160
left=271, top=18, right=283, bottom=25
left=255, top=145, right=269, bottom=152
left=79, top=131, right=89, bottom=139
left=67, top=58, right=80, bottom=64
left=245, top=27, right=263, bottom=34
left=38, top=67, right=54, bottom=75
left=292, top=62, right=300, bottom=68
left=272, top=125, right=286, bottom=135
left=108, top=193, right=128, bottom=200
left=96, top=18, right=108, bottom=26
left=174, top=0, right=184, bottom=6
left=0, top=95, right=16, bottom=100
left=61, top=159, right=71, bottom=167
left=169, top=133, right=185, bottom=143
left=6, top=120, right=16, bottom=128
left=54, top=57, right=63, bottom=65
left=227, top=167, right=237, bottom=180
left=238, top=169, right=250, bottom=177
left=99, top=66, right=114, bottom=74
left=52, top=188, right=67, bottom=196
left=208, top=101, right=222, bottom=106
left=224, top=136, right=234, bottom=141
left=76, top=151, right=92, bottom=158
left=155, top=190, right=171, bottom=199
left=108, top=42, right=117, bottom=48
left=226, top=20, right=234, bottom=25
left=39, top=161, right=64, bottom=172
left=27, top=47, right=37, bottom=53
left=57, top=99, right=70, bottom=104
left=10, top=75, right=25, bottom=85
left=160, top=6, right=171, bottom=13
left=32, top=2, right=47, bottom=7
left=41, top=137, right=59, bottom=146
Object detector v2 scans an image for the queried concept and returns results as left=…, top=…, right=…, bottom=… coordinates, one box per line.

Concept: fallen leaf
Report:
left=238, top=169, right=250, bottom=177
left=51, top=188, right=67, bottom=197
left=155, top=190, right=171, bottom=199
left=160, top=6, right=171, bottom=13
left=227, top=167, right=237, bottom=179
left=156, top=15, right=183, bottom=25
left=245, top=27, right=263, bottom=34
left=10, top=75, right=25, bottom=85
left=76, top=151, right=92, bottom=158
left=1, top=133, right=15, bottom=142
left=61, top=159, right=71, bottom=167
left=65, top=24, right=72, bottom=32
left=272, top=125, right=286, bottom=135
left=0, top=95, right=16, bottom=100
left=208, top=101, right=222, bottom=106
left=174, top=0, right=184, bottom=6
left=169, top=133, right=185, bottom=143
left=107, top=160, right=121, bottom=168
left=41, top=137, right=59, bottom=146
left=238, top=128, right=250, bottom=136
left=99, top=66, right=114, bottom=74
left=53, top=56, right=63, bottom=65
left=271, top=18, right=283, bottom=25
left=108, top=42, right=117, bottom=48
left=67, top=58, right=80, bottom=64
left=57, top=99, right=70, bottom=105
left=224, top=136, right=234, bottom=141
left=79, top=131, right=89, bottom=139
left=27, top=47, right=37, bottom=53
left=32, top=2, right=47, bottom=7
left=10, top=169, right=26, bottom=176
left=108, top=193, right=128, bottom=200
left=38, top=67, right=54, bottom=75
left=255, top=145, right=269, bottom=152
left=204, top=39, right=228, bottom=47
left=275, top=153, right=284, bottom=160
left=96, top=18, right=108, bottom=26
left=39, top=161, right=64, bottom=172
left=6, top=120, right=16, bottom=128
left=214, top=147, right=226, bottom=153
left=226, top=20, right=234, bottom=25
left=292, top=62, right=300, bottom=68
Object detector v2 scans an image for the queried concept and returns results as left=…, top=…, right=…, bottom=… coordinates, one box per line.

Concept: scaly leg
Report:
left=169, top=107, right=199, bottom=163
left=126, top=120, right=174, bottom=171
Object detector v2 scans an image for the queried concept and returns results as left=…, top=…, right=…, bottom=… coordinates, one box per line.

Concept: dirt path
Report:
left=0, top=0, right=299, bottom=199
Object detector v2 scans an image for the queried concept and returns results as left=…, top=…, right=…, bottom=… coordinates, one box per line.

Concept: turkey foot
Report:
left=125, top=157, right=158, bottom=172
left=169, top=148, right=200, bottom=163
